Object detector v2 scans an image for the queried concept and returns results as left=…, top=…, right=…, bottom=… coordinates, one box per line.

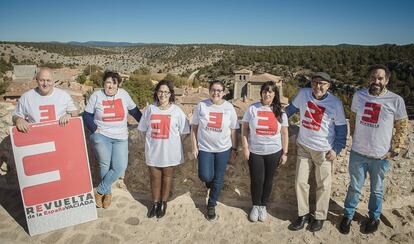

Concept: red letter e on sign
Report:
left=11, top=118, right=92, bottom=206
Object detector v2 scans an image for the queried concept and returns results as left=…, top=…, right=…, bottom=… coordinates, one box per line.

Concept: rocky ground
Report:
left=1, top=185, right=413, bottom=244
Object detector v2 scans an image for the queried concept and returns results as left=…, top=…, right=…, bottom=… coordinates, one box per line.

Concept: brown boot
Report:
left=102, top=194, right=112, bottom=209
left=95, top=191, right=103, bottom=208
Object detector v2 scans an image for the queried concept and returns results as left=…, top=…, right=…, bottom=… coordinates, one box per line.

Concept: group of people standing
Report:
left=12, top=64, right=408, bottom=235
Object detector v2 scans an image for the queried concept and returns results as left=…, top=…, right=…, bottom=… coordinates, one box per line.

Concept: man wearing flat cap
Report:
left=285, top=72, right=347, bottom=232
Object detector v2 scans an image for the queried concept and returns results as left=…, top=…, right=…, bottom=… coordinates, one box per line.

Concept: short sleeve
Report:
left=64, top=93, right=77, bottom=112
left=394, top=96, right=408, bottom=120
left=85, top=92, right=98, bottom=114
left=242, top=106, right=251, bottom=123
left=334, top=100, right=347, bottom=126
left=281, top=113, right=289, bottom=127
left=351, top=92, right=359, bottom=113
left=191, top=103, right=200, bottom=125
left=178, top=108, right=190, bottom=134
left=124, top=90, right=137, bottom=110
left=229, top=105, right=240, bottom=129
left=137, top=107, right=150, bottom=132
left=13, top=94, right=27, bottom=119
left=291, top=89, right=304, bottom=108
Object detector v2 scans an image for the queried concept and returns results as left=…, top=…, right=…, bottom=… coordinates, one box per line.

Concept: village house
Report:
left=232, top=69, right=287, bottom=104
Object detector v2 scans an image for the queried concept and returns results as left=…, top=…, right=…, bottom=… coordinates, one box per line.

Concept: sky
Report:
left=1, top=0, right=413, bottom=45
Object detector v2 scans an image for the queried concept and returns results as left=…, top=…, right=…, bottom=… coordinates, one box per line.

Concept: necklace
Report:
left=105, top=92, right=116, bottom=108
left=158, top=103, right=171, bottom=110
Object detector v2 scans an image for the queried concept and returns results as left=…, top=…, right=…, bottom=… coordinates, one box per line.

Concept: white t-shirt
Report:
left=242, top=102, right=288, bottom=155
left=13, top=88, right=77, bottom=123
left=138, top=104, right=190, bottom=167
left=292, top=88, right=347, bottom=152
left=84, top=89, right=137, bottom=140
left=191, top=99, right=239, bottom=153
left=351, top=88, right=407, bottom=158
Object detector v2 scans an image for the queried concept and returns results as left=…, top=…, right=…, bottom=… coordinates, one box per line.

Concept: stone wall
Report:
left=1, top=101, right=413, bottom=209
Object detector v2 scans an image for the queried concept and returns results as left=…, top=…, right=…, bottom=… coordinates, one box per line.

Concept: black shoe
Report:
left=365, top=217, right=380, bottom=233
left=205, top=181, right=213, bottom=189
left=147, top=202, right=159, bottom=218
left=156, top=201, right=167, bottom=218
left=339, top=217, right=352, bottom=234
left=206, top=204, right=216, bottom=220
left=309, top=219, right=324, bottom=232
left=288, top=214, right=310, bottom=231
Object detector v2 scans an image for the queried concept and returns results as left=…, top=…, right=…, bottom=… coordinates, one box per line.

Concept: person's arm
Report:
left=333, top=124, right=348, bottom=154
left=241, top=122, right=250, bottom=160
left=230, top=128, right=238, bottom=161
left=349, top=112, right=356, bottom=136
left=390, top=118, right=409, bottom=156
left=128, top=107, right=142, bottom=122
left=82, top=111, right=98, bottom=133
left=190, top=125, right=199, bottom=159
left=285, top=103, right=299, bottom=118
left=59, top=110, right=79, bottom=126
left=279, top=126, right=289, bottom=166
left=326, top=124, right=347, bottom=161
left=13, top=115, right=30, bottom=133
left=70, top=110, right=79, bottom=117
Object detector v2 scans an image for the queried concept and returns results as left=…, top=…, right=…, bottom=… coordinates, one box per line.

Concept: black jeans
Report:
left=248, top=151, right=282, bottom=206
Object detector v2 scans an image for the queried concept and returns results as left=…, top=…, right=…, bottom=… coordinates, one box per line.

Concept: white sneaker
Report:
left=258, top=206, right=267, bottom=222
left=249, top=205, right=259, bottom=222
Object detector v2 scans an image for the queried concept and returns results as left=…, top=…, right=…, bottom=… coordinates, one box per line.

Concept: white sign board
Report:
left=10, top=118, right=97, bottom=236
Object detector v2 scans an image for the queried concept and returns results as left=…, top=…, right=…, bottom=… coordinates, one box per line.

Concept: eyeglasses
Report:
left=37, top=79, right=53, bottom=83
left=210, top=89, right=223, bottom=93
left=157, top=91, right=171, bottom=95
left=311, top=80, right=330, bottom=87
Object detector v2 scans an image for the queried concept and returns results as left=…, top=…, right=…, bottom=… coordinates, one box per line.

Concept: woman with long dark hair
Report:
left=241, top=81, right=289, bottom=222
left=138, top=80, right=189, bottom=218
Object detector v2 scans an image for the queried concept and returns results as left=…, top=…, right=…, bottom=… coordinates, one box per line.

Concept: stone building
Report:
left=12, top=65, right=37, bottom=82
left=233, top=69, right=287, bottom=104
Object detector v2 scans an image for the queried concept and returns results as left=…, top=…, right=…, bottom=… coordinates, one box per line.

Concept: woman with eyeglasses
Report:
left=138, top=80, right=190, bottom=219
left=241, top=81, right=288, bottom=222
left=190, top=80, right=239, bottom=220
left=83, top=71, right=142, bottom=209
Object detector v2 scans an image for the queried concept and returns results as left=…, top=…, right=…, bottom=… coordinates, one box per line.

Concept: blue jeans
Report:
left=344, top=150, right=390, bottom=220
left=90, top=133, right=128, bottom=195
left=198, top=149, right=231, bottom=206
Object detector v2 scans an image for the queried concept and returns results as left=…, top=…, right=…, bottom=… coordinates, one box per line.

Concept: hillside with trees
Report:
left=1, top=42, right=413, bottom=116
left=196, top=44, right=414, bottom=117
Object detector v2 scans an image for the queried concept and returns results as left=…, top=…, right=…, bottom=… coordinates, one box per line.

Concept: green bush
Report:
left=123, top=75, right=154, bottom=108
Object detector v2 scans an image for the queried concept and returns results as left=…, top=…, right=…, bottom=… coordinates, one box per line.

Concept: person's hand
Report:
left=58, top=114, right=71, bottom=126
left=230, top=149, right=238, bottom=161
left=326, top=150, right=337, bottom=161
left=15, top=117, right=30, bottom=133
left=192, top=147, right=199, bottom=159
left=278, top=154, right=288, bottom=167
left=243, top=147, right=250, bottom=161
left=382, top=151, right=398, bottom=160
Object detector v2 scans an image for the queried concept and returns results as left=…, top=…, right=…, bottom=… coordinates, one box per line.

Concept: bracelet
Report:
left=282, top=151, right=288, bottom=156
left=231, top=147, right=237, bottom=152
